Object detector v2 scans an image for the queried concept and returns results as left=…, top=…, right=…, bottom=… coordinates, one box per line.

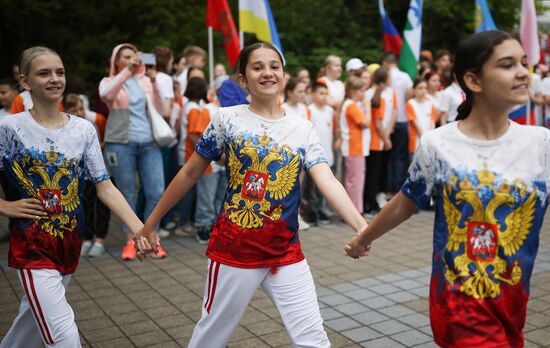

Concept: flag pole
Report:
left=240, top=31, right=244, bottom=49
left=208, top=26, right=214, bottom=87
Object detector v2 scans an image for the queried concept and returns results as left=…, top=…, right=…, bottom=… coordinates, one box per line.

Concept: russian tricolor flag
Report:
left=508, top=103, right=536, bottom=125
left=378, top=0, right=403, bottom=55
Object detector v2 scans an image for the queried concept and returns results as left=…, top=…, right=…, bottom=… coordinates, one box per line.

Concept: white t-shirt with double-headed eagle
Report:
left=0, top=112, right=109, bottom=274
left=195, top=104, right=327, bottom=268
left=401, top=121, right=550, bottom=347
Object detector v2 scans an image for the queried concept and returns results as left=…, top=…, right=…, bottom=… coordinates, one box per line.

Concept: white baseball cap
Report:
left=345, top=58, right=365, bottom=72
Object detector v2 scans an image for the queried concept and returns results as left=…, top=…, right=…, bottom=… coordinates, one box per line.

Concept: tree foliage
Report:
left=0, top=0, right=529, bottom=96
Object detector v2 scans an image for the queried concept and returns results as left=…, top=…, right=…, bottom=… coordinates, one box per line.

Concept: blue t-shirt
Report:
left=125, top=77, right=153, bottom=142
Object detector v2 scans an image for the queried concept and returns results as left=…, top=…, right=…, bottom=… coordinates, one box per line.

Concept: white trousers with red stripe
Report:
left=188, top=259, right=330, bottom=348
left=0, top=269, right=81, bottom=348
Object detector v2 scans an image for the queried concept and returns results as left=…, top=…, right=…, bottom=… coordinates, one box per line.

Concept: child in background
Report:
left=169, top=80, right=201, bottom=236
left=282, top=77, right=310, bottom=120
left=183, top=77, right=214, bottom=243
left=340, top=76, right=370, bottom=213
left=406, top=79, right=437, bottom=158
left=62, top=94, right=111, bottom=257
left=282, top=77, right=311, bottom=230
left=425, top=71, right=443, bottom=121
left=214, top=63, right=227, bottom=78
left=306, top=81, right=336, bottom=224
left=347, top=31, right=541, bottom=348
left=364, top=67, right=395, bottom=214
left=0, top=79, right=19, bottom=117
left=318, top=55, right=345, bottom=110
left=295, top=67, right=312, bottom=104
left=174, top=45, right=207, bottom=95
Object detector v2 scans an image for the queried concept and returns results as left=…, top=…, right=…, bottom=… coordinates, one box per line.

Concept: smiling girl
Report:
left=135, top=43, right=368, bottom=347
left=0, top=46, right=146, bottom=348
left=346, top=31, right=545, bottom=347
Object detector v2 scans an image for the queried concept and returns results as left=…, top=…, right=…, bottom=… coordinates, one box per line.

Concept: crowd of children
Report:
left=2, top=38, right=550, bottom=261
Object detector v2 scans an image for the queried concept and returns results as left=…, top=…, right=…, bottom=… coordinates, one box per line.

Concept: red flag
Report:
left=206, top=0, right=240, bottom=68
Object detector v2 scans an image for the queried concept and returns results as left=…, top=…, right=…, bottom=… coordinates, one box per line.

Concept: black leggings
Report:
left=364, top=150, right=389, bottom=212
left=83, top=181, right=111, bottom=240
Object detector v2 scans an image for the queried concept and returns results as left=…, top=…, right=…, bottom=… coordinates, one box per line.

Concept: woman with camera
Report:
left=99, top=43, right=168, bottom=260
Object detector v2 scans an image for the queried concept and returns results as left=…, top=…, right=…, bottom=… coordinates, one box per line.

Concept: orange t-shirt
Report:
left=340, top=100, right=369, bottom=157
left=186, top=103, right=212, bottom=174
left=370, top=99, right=386, bottom=151
left=95, top=113, right=107, bottom=143
left=11, top=95, right=63, bottom=114
left=10, top=95, right=25, bottom=114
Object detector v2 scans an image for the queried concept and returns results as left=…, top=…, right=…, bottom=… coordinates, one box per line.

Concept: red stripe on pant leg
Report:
left=26, top=270, right=54, bottom=345
left=204, top=260, right=214, bottom=309
left=206, top=262, right=221, bottom=314
left=20, top=270, right=51, bottom=345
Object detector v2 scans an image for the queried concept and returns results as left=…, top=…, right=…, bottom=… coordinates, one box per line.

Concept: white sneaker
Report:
left=87, top=243, right=105, bottom=257
left=298, top=214, right=310, bottom=231
left=158, top=228, right=171, bottom=239
left=174, top=222, right=196, bottom=236
left=164, top=221, right=177, bottom=230
left=80, top=240, right=92, bottom=257
left=376, top=193, right=387, bottom=209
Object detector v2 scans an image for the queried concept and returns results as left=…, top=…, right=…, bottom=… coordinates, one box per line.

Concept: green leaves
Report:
left=0, top=0, right=529, bottom=100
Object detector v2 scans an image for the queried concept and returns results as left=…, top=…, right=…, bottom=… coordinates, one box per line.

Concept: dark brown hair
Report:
left=454, top=31, right=516, bottom=120
left=153, top=46, right=174, bottom=73
left=237, top=42, right=284, bottom=78
left=371, top=67, right=389, bottom=108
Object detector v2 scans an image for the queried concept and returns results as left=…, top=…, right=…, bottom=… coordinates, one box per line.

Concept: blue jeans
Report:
left=104, top=142, right=165, bottom=232
left=195, top=170, right=228, bottom=228
left=386, top=122, right=410, bottom=192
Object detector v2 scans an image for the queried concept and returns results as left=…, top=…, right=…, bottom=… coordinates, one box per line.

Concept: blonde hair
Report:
left=344, top=76, right=365, bottom=99
left=19, top=46, right=61, bottom=76
left=62, top=93, right=83, bottom=111
left=318, top=55, right=341, bottom=78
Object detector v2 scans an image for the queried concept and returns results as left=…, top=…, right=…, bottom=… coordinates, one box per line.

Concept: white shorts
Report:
left=188, top=259, right=330, bottom=348
left=0, top=269, right=80, bottom=348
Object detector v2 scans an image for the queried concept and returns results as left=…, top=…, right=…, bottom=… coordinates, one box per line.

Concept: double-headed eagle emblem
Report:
left=443, top=164, right=535, bottom=299
left=224, top=134, right=300, bottom=229
left=12, top=146, right=80, bottom=238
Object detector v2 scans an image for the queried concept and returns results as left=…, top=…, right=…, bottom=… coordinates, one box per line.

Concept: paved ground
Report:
left=1, top=211, right=550, bottom=348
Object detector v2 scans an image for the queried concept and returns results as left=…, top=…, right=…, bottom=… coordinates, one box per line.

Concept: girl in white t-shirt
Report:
left=425, top=71, right=443, bottom=124
left=406, top=79, right=436, bottom=155
left=281, top=77, right=309, bottom=120
left=346, top=31, right=547, bottom=348
left=0, top=46, right=149, bottom=348
left=318, top=55, right=345, bottom=110
left=135, top=43, right=368, bottom=348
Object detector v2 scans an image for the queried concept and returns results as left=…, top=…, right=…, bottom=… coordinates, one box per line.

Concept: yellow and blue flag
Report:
left=475, top=0, right=497, bottom=33
left=239, top=0, right=283, bottom=56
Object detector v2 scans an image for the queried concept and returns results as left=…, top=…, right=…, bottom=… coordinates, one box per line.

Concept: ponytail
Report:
left=370, top=66, right=389, bottom=109
left=371, top=86, right=383, bottom=109
left=455, top=94, right=473, bottom=120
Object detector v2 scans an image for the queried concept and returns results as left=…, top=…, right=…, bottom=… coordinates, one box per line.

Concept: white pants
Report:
left=0, top=269, right=81, bottom=348
left=188, top=259, right=330, bottom=348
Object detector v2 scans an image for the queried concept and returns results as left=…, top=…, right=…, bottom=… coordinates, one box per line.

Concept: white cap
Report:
left=345, top=58, right=365, bottom=72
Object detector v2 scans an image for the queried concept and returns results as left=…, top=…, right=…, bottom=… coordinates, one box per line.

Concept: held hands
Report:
left=383, top=136, right=393, bottom=151
left=344, top=235, right=371, bottom=259
left=0, top=198, right=47, bottom=220
left=133, top=225, right=160, bottom=261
